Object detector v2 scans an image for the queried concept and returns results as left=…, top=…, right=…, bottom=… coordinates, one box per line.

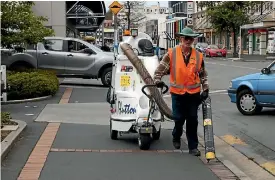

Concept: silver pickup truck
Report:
left=1, top=37, right=114, bottom=86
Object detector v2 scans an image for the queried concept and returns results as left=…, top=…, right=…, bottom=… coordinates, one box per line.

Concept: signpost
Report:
left=109, top=1, right=123, bottom=54
left=109, top=1, right=123, bottom=105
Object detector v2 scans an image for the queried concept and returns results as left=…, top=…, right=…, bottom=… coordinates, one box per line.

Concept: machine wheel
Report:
left=138, top=134, right=151, bottom=150
left=152, top=126, right=161, bottom=140
left=236, top=89, right=263, bottom=115
left=110, top=120, right=118, bottom=140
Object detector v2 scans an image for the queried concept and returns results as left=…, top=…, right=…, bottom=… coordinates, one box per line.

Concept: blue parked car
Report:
left=228, top=60, right=275, bottom=115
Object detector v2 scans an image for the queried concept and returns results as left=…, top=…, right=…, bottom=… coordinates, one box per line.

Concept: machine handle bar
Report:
left=141, top=83, right=169, bottom=98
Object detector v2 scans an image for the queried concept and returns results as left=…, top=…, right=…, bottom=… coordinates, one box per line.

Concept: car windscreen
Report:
left=90, top=44, right=104, bottom=52
left=209, top=45, right=219, bottom=49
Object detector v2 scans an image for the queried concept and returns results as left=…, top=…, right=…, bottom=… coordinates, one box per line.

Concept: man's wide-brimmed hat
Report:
left=175, top=27, right=200, bottom=38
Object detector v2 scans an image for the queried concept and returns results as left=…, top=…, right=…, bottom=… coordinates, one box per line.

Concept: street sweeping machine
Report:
left=108, top=29, right=216, bottom=162
left=108, top=29, right=168, bottom=150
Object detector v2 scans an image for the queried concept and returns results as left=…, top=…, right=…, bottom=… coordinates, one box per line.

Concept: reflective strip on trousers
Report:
left=171, top=47, right=201, bottom=86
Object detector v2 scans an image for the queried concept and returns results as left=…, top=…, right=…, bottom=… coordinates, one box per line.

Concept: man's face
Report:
left=180, top=36, right=194, bottom=47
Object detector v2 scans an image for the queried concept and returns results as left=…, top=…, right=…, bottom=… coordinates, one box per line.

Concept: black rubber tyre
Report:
left=236, top=89, right=263, bottom=115
left=101, top=67, right=112, bottom=87
left=110, top=119, right=118, bottom=140
left=138, top=134, right=151, bottom=150
left=152, top=126, right=161, bottom=140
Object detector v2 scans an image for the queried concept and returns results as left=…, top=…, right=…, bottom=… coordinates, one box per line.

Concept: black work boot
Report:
left=189, top=149, right=201, bottom=156
left=173, top=139, right=181, bottom=149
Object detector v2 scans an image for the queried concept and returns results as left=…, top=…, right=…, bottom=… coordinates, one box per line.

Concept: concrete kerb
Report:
left=1, top=120, right=27, bottom=161
left=194, top=130, right=275, bottom=179
left=1, top=95, right=52, bottom=105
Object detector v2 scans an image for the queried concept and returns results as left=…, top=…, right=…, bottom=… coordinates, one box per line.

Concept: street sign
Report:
left=109, top=1, right=123, bottom=15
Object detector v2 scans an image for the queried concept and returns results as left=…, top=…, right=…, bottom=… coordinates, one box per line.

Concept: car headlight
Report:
left=229, top=81, right=232, bottom=88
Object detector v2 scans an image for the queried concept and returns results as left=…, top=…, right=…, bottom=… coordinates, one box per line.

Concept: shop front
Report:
left=240, top=21, right=275, bottom=56
left=247, top=28, right=268, bottom=55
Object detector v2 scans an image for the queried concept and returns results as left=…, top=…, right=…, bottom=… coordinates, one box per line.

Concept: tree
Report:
left=123, top=1, right=145, bottom=29
left=1, top=1, right=54, bottom=49
left=198, top=1, right=261, bottom=57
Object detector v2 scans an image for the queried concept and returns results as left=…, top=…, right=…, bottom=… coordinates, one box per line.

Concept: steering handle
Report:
left=141, top=83, right=169, bottom=98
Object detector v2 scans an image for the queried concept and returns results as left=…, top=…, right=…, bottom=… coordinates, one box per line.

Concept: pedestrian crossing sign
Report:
left=109, top=1, right=123, bottom=15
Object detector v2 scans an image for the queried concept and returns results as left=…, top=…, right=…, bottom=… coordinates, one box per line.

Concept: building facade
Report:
left=32, top=1, right=106, bottom=38
left=165, top=1, right=188, bottom=48
left=136, top=4, right=168, bottom=48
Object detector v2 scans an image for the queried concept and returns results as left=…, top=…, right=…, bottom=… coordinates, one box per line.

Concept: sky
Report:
left=104, top=1, right=168, bottom=11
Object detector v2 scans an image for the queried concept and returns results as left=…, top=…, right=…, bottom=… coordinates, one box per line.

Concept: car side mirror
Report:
left=84, top=48, right=94, bottom=54
left=261, top=68, right=270, bottom=74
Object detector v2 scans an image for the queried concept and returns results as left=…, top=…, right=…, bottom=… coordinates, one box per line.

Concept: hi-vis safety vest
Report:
left=168, top=46, right=203, bottom=95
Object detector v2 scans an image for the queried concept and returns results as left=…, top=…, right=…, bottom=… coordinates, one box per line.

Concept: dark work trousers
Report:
left=171, top=92, right=201, bottom=150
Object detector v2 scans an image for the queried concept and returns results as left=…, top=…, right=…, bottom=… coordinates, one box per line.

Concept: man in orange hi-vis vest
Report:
left=154, top=27, right=209, bottom=156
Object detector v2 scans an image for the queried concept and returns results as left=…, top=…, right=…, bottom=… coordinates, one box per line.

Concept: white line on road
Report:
left=25, top=114, right=34, bottom=116
left=205, top=62, right=261, bottom=70
left=163, top=90, right=228, bottom=98
left=209, top=90, right=227, bottom=93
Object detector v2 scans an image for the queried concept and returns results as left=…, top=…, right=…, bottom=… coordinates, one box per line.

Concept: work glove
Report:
left=200, top=89, right=209, bottom=101
left=155, top=81, right=165, bottom=88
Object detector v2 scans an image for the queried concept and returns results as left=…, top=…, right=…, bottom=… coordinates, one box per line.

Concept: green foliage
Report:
left=1, top=1, right=54, bottom=48
left=200, top=1, right=255, bottom=33
left=7, top=70, right=59, bottom=100
left=1, top=112, right=18, bottom=126
left=1, top=112, right=11, bottom=125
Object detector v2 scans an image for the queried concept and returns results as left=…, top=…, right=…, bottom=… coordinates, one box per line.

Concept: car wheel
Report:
left=101, top=67, right=112, bottom=86
left=236, top=89, right=263, bottom=115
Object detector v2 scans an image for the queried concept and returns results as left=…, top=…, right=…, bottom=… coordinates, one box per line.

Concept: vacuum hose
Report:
left=120, top=43, right=174, bottom=120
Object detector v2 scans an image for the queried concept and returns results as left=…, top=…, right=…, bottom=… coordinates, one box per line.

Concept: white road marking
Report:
left=163, top=90, right=228, bottom=98
left=209, top=90, right=227, bottom=93
left=205, top=62, right=261, bottom=70
left=25, top=114, right=34, bottom=116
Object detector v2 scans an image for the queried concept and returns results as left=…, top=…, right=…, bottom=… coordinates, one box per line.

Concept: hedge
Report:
left=7, top=69, right=59, bottom=100
left=1, top=112, right=17, bottom=127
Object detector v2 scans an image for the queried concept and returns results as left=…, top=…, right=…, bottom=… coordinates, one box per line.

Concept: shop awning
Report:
left=241, top=21, right=275, bottom=29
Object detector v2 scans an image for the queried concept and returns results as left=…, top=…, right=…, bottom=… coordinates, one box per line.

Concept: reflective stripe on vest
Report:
left=170, top=47, right=201, bottom=89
